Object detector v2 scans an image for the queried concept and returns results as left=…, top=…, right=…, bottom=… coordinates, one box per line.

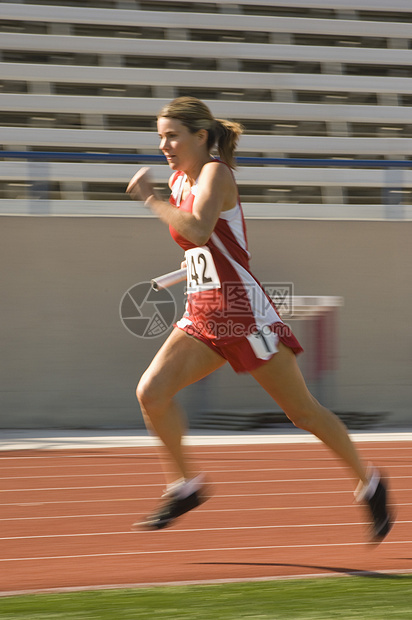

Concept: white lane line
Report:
left=0, top=457, right=409, bottom=470
left=2, top=463, right=410, bottom=480
left=0, top=468, right=351, bottom=480
left=2, top=520, right=411, bottom=541
left=2, top=539, right=412, bottom=562
left=0, top=512, right=141, bottom=521
left=0, top=506, right=370, bottom=521
left=0, top=522, right=404, bottom=541
left=0, top=483, right=162, bottom=492
left=0, top=468, right=354, bottom=479
left=0, top=524, right=365, bottom=540
left=3, top=476, right=412, bottom=493
left=0, top=501, right=407, bottom=521
left=2, top=487, right=411, bottom=507
left=1, top=460, right=341, bottom=470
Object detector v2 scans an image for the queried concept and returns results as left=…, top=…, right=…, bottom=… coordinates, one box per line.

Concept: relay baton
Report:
left=151, top=267, right=186, bottom=291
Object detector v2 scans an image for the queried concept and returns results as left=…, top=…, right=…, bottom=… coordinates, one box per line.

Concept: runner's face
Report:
left=157, top=117, right=203, bottom=171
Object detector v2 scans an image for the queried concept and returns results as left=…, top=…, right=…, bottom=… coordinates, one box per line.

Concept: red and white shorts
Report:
left=176, top=320, right=303, bottom=374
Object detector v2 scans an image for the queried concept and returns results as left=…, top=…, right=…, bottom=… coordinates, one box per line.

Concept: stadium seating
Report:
left=1, top=0, right=411, bottom=217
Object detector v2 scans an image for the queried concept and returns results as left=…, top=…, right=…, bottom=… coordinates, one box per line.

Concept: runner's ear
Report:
left=196, top=129, right=208, bottom=147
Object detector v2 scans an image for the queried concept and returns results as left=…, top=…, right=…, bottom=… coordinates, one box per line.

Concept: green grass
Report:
left=1, top=576, right=412, bottom=619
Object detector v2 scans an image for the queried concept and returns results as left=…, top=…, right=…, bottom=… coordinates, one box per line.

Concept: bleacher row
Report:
left=1, top=0, right=412, bottom=218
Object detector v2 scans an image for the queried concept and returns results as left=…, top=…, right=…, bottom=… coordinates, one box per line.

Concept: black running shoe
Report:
left=365, top=476, right=394, bottom=543
left=132, top=489, right=207, bottom=531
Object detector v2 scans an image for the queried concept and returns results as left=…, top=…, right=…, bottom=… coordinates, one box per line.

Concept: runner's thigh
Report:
left=139, top=327, right=226, bottom=401
left=249, top=342, right=315, bottom=416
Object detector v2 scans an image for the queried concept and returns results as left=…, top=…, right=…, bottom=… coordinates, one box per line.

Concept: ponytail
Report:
left=213, top=119, right=243, bottom=170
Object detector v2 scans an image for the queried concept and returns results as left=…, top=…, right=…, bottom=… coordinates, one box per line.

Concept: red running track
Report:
left=0, top=441, right=411, bottom=594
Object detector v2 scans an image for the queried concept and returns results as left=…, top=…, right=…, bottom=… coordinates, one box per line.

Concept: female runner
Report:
left=126, top=96, right=392, bottom=542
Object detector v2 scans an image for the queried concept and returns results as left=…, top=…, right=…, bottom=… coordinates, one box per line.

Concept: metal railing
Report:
left=1, top=151, right=411, bottom=218
left=2, top=151, right=412, bottom=167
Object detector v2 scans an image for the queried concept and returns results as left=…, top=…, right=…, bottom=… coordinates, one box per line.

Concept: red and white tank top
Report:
left=168, top=162, right=287, bottom=347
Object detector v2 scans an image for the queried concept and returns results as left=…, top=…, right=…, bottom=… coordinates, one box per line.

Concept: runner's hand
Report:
left=126, top=167, right=154, bottom=203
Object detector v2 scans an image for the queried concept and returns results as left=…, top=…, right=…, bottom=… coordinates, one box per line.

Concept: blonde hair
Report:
left=158, top=96, right=243, bottom=169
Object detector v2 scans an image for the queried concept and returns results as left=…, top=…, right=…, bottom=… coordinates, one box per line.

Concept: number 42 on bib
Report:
left=185, top=246, right=221, bottom=293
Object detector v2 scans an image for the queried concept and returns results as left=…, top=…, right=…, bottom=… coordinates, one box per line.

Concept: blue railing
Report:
left=1, top=150, right=412, bottom=168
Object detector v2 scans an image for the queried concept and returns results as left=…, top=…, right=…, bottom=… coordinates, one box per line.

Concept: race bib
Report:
left=247, top=329, right=279, bottom=361
left=185, top=246, right=221, bottom=293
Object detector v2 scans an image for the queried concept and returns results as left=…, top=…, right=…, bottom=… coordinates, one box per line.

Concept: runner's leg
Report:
left=137, top=327, right=226, bottom=485
left=250, top=342, right=368, bottom=484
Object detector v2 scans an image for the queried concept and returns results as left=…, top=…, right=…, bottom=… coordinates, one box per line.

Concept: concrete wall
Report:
left=0, top=215, right=411, bottom=428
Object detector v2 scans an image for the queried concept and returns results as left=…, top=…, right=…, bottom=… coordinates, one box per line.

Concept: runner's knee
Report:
left=136, top=373, right=164, bottom=416
left=284, top=400, right=337, bottom=434
left=283, top=398, right=322, bottom=432
left=285, top=408, right=314, bottom=432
